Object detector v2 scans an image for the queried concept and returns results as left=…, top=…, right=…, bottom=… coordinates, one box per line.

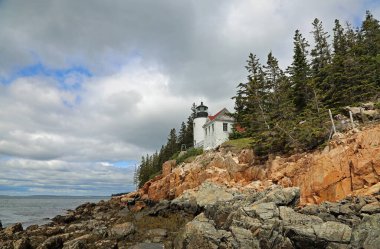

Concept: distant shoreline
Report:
left=0, top=196, right=108, bottom=228
left=0, top=195, right=109, bottom=198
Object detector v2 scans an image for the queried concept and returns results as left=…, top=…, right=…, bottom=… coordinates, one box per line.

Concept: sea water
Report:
left=0, top=196, right=107, bottom=228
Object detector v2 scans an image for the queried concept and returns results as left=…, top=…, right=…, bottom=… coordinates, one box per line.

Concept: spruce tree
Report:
left=288, top=30, right=311, bottom=112
left=310, top=18, right=331, bottom=77
left=178, top=121, right=187, bottom=149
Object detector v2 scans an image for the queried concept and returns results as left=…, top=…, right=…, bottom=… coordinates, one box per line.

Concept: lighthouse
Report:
left=193, top=102, right=208, bottom=147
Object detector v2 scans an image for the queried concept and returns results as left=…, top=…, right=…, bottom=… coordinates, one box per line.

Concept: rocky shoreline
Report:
left=1, top=183, right=380, bottom=248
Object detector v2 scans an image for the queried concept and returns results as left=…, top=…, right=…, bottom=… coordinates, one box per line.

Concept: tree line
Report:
left=134, top=104, right=197, bottom=188
left=232, top=11, right=380, bottom=159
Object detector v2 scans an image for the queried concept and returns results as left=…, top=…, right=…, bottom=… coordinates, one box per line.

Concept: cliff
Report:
left=2, top=124, right=380, bottom=248
left=135, top=123, right=380, bottom=205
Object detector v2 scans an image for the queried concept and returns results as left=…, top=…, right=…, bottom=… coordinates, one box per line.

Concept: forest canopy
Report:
left=231, top=11, right=380, bottom=158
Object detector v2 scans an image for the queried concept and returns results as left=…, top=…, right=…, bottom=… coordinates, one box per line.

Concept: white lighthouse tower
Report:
left=193, top=102, right=208, bottom=147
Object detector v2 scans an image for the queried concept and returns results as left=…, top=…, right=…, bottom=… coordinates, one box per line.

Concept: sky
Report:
left=0, top=0, right=379, bottom=196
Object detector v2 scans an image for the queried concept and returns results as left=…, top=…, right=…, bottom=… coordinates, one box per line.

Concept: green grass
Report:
left=176, top=147, right=203, bottom=164
left=375, top=102, right=380, bottom=109
left=221, top=137, right=254, bottom=151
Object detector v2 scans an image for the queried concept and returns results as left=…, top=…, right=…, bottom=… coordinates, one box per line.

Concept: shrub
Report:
left=176, top=147, right=203, bottom=164
left=375, top=102, right=380, bottom=109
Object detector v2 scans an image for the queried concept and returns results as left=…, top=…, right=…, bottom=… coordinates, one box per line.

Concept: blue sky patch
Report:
left=112, top=160, right=138, bottom=168
left=0, top=62, right=93, bottom=91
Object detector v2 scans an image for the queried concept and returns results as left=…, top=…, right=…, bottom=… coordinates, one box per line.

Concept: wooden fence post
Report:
left=349, top=111, right=355, bottom=129
left=329, top=109, right=336, bottom=134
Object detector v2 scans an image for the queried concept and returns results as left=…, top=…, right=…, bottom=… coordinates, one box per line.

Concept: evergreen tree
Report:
left=166, top=128, right=178, bottom=157
left=310, top=18, right=331, bottom=77
left=288, top=30, right=311, bottom=112
left=245, top=53, right=269, bottom=134
left=184, top=103, right=197, bottom=148
left=178, top=121, right=187, bottom=149
left=321, top=19, right=349, bottom=107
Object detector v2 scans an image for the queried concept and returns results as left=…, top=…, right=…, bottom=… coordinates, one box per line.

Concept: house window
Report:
left=223, top=123, right=228, bottom=131
left=212, top=124, right=214, bottom=133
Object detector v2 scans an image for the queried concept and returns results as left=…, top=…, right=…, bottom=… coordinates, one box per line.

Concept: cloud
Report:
left=0, top=0, right=378, bottom=195
left=0, top=60, right=197, bottom=162
left=0, top=158, right=135, bottom=195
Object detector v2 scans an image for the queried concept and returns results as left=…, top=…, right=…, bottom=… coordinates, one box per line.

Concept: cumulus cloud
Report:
left=0, top=0, right=378, bottom=195
left=0, top=158, right=134, bottom=195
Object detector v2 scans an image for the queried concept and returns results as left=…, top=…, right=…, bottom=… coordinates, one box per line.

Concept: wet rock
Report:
left=63, top=240, right=87, bottom=249
left=37, top=236, right=64, bottom=249
left=63, top=234, right=93, bottom=249
left=45, top=227, right=63, bottom=236
left=0, top=220, right=2, bottom=230
left=4, top=223, right=23, bottom=236
left=52, top=214, right=76, bottom=224
left=13, top=238, right=31, bottom=249
left=29, top=235, right=48, bottom=248
left=26, top=224, right=39, bottom=231
left=110, top=222, right=135, bottom=238
left=93, top=239, right=118, bottom=249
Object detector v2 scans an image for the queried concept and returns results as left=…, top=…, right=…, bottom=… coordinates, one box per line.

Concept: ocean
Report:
left=0, top=196, right=108, bottom=228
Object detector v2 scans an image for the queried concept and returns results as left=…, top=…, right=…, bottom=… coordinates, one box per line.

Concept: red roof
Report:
left=208, top=109, right=224, bottom=121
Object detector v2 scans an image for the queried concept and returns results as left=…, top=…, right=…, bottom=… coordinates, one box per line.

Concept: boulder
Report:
left=280, top=206, right=323, bottom=226
left=29, top=235, right=48, bottom=248
left=229, top=226, right=259, bottom=249
left=243, top=202, right=279, bottom=220
left=351, top=214, right=380, bottom=249
left=312, top=221, right=351, bottom=243
left=238, top=149, right=254, bottom=164
left=13, top=238, right=31, bottom=249
left=129, top=243, right=165, bottom=249
left=110, top=222, right=135, bottom=238
left=326, top=242, right=349, bottom=249
left=362, top=102, right=375, bottom=110
left=255, top=187, right=300, bottom=206
left=162, top=160, right=176, bottom=177
left=146, top=228, right=167, bottom=238
left=175, top=213, right=228, bottom=249
left=93, top=240, right=118, bottom=249
left=176, top=181, right=236, bottom=207
left=4, top=223, right=23, bottom=236
left=37, top=236, right=64, bottom=249
left=360, top=202, right=380, bottom=214
left=63, top=234, right=93, bottom=249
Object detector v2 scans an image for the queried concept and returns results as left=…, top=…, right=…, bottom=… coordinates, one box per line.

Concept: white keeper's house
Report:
left=193, top=102, right=236, bottom=150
